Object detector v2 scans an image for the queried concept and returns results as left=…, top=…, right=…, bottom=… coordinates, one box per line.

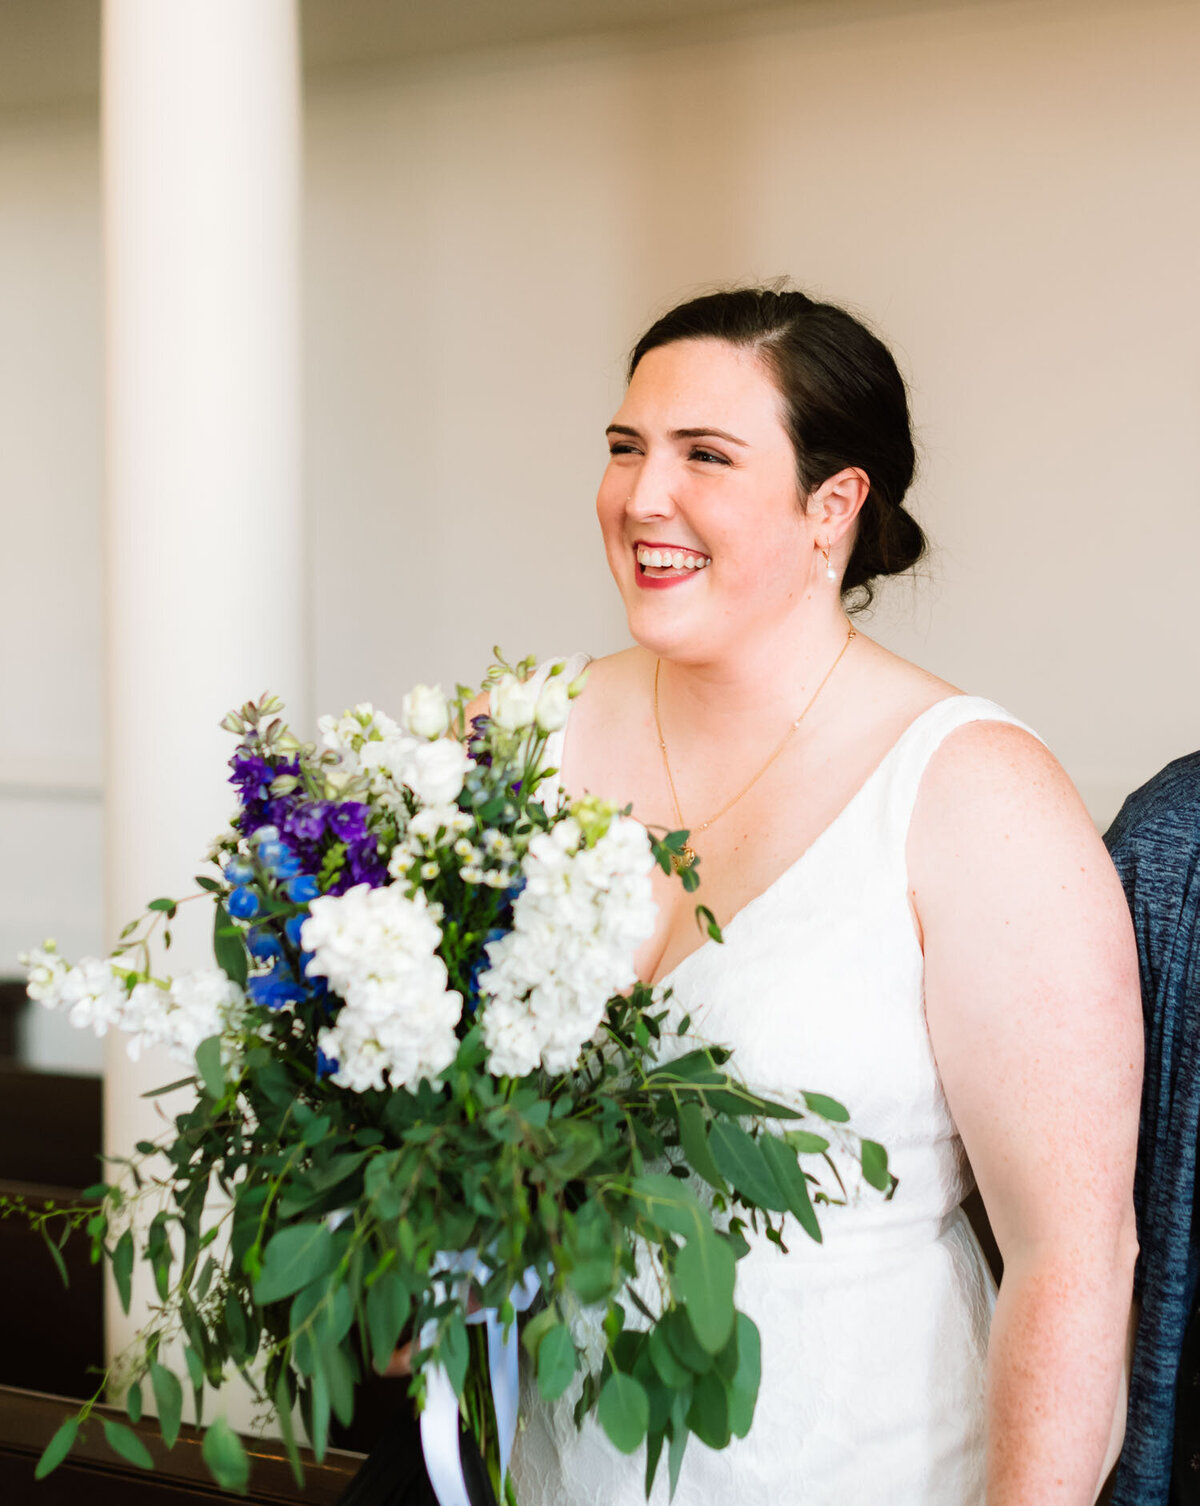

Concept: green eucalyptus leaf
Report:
left=366, top=1268, right=411, bottom=1375
left=597, top=1371, right=649, bottom=1455
left=648, top=1320, right=691, bottom=1388
left=103, top=1419, right=154, bottom=1470
left=783, top=1128, right=831, bottom=1155
left=195, top=1035, right=224, bottom=1102
left=668, top=1391, right=690, bottom=1495
left=274, top=1366, right=304, bottom=1488
left=442, top=1309, right=469, bottom=1397
left=202, top=1416, right=249, bottom=1494
left=150, top=1362, right=183, bottom=1450
left=645, top=1426, right=665, bottom=1497
left=802, top=1090, right=850, bottom=1123
left=662, top=1305, right=713, bottom=1374
left=309, top=1369, right=331, bottom=1462
left=707, top=1120, right=785, bottom=1210
left=126, top=1380, right=143, bottom=1424
left=629, top=1173, right=708, bottom=1241
left=536, top=1323, right=576, bottom=1403
left=677, top=1103, right=727, bottom=1191
left=759, top=1132, right=822, bottom=1242
left=726, top=1313, right=761, bottom=1439
left=41, top=1224, right=69, bottom=1288
left=113, top=1229, right=134, bottom=1314
left=671, top=1230, right=736, bottom=1355
left=686, top=1368, right=730, bottom=1450
left=213, top=901, right=248, bottom=987
left=860, top=1138, right=892, bottom=1191
left=34, top=1418, right=78, bottom=1479
left=254, top=1224, right=336, bottom=1305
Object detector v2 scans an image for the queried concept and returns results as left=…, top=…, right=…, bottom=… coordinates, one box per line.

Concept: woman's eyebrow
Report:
left=604, top=423, right=749, bottom=446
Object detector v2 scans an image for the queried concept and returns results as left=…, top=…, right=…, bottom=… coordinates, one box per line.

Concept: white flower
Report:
left=20, top=941, right=69, bottom=1007
left=478, top=814, right=658, bottom=1078
left=317, top=704, right=403, bottom=776
left=490, top=674, right=539, bottom=732
left=397, top=738, right=472, bottom=807
left=33, top=954, right=129, bottom=1037
left=301, top=883, right=463, bottom=1092
left=22, top=941, right=248, bottom=1068
left=409, top=805, right=463, bottom=844
left=403, top=684, right=451, bottom=740
left=388, top=838, right=420, bottom=878
left=421, top=861, right=440, bottom=881
left=121, top=969, right=246, bottom=1067
left=535, top=674, right=570, bottom=733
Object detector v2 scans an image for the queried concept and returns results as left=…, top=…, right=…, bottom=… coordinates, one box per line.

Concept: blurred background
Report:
left=0, top=0, right=1197, bottom=1469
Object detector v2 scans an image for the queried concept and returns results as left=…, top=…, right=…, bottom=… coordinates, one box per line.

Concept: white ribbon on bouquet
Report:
left=419, top=1250, right=543, bottom=1506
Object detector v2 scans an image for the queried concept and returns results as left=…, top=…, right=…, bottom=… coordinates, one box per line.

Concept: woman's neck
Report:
left=647, top=603, right=858, bottom=746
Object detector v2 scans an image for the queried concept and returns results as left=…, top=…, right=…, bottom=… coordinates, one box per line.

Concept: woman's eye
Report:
left=608, top=442, right=638, bottom=456
left=689, top=447, right=729, bottom=465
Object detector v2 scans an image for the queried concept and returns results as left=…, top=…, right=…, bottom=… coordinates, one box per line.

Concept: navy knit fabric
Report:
left=1106, top=752, right=1200, bottom=1505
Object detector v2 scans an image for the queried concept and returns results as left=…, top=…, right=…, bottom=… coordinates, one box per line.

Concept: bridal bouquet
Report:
left=16, top=653, right=892, bottom=1502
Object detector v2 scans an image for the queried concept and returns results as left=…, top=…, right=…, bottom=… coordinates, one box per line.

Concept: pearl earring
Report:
left=820, top=543, right=836, bottom=582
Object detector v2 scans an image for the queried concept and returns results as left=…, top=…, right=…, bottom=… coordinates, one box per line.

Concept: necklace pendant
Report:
left=672, top=843, right=697, bottom=874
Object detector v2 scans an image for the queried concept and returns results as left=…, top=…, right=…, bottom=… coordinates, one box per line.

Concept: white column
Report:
left=101, top=0, right=305, bottom=1379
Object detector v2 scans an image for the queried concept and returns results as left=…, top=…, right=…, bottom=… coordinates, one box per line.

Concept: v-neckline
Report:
left=646, top=692, right=968, bottom=989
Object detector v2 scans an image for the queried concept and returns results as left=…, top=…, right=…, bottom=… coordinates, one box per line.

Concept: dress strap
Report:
left=875, top=694, right=1046, bottom=855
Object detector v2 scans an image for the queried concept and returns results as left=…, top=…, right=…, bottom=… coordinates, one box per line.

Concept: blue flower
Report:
left=284, top=875, right=320, bottom=904
left=285, top=913, right=307, bottom=948
left=257, top=839, right=288, bottom=868
left=465, top=927, right=507, bottom=1013
left=246, top=924, right=283, bottom=961
left=228, top=886, right=260, bottom=921
left=248, top=963, right=305, bottom=1010
left=315, top=1045, right=339, bottom=1080
left=224, top=856, right=254, bottom=886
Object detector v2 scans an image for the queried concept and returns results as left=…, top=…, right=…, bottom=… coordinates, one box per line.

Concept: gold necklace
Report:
left=653, top=624, right=857, bottom=872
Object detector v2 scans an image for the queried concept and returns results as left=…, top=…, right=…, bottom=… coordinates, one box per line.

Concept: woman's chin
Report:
left=624, top=598, right=710, bottom=662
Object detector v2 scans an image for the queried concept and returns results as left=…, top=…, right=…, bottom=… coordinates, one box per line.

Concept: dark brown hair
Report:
left=629, top=287, right=926, bottom=607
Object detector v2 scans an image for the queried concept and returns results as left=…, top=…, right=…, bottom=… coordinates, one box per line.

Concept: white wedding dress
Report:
left=511, top=656, right=1036, bottom=1505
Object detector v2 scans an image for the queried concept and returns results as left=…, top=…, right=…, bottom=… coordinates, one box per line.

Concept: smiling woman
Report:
left=509, top=287, right=1142, bottom=1506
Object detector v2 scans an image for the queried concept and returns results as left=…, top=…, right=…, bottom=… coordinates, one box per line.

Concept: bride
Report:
left=500, top=287, right=1141, bottom=1504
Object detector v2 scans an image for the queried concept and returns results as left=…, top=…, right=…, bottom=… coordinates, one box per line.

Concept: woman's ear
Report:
left=811, top=467, right=870, bottom=548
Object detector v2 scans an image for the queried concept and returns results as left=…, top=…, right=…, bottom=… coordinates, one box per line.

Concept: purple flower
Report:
left=288, top=802, right=331, bottom=843
left=229, top=753, right=276, bottom=802
left=329, top=802, right=369, bottom=843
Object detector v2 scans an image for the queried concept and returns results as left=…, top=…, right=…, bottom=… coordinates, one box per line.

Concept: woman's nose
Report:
left=625, top=462, right=676, bottom=520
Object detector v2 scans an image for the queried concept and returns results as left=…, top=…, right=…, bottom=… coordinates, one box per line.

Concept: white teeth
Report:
left=636, top=545, right=711, bottom=571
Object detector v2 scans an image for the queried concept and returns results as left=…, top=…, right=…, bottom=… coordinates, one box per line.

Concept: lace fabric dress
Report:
left=511, top=656, right=1038, bottom=1506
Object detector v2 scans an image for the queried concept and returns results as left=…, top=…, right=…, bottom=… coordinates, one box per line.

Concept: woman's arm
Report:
left=910, top=721, right=1142, bottom=1506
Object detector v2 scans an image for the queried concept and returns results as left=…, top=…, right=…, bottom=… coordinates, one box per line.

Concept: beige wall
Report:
left=3, top=0, right=1200, bottom=1062
left=304, top=0, right=1200, bottom=827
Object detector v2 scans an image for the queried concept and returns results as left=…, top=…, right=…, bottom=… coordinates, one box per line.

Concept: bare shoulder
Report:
left=914, top=715, right=1087, bottom=845
left=907, top=712, right=1131, bottom=962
